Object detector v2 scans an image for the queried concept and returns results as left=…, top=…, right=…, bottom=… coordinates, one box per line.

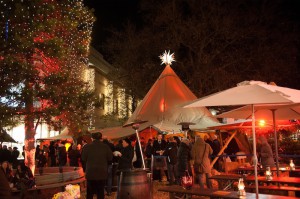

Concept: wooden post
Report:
left=210, top=131, right=237, bottom=168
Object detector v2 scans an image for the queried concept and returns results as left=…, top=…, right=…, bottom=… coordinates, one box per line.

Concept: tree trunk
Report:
left=24, top=82, right=36, bottom=175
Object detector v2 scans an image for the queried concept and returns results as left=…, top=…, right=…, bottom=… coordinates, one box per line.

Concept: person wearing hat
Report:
left=116, top=138, right=134, bottom=171
left=81, top=132, right=113, bottom=199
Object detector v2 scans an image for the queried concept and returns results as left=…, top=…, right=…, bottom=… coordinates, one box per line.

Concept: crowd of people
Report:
left=0, top=144, right=34, bottom=197
left=0, top=132, right=276, bottom=199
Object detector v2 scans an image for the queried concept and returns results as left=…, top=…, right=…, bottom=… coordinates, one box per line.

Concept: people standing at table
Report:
left=257, top=136, right=275, bottom=167
left=163, top=136, right=178, bottom=185
left=152, top=134, right=167, bottom=182
left=82, top=132, right=113, bottom=199
left=192, top=136, right=213, bottom=189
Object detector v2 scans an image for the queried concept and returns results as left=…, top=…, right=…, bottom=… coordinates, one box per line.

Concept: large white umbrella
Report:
left=184, top=81, right=300, bottom=197
left=216, top=103, right=300, bottom=177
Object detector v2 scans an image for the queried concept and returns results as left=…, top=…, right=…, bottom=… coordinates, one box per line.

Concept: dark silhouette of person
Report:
left=82, top=132, right=113, bottom=199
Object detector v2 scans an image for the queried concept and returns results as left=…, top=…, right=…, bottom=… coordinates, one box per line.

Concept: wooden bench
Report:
left=158, top=185, right=256, bottom=199
left=11, top=177, right=86, bottom=199
left=246, top=185, right=300, bottom=197
left=158, top=185, right=300, bottom=199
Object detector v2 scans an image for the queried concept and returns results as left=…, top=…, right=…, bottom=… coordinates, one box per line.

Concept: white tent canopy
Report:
left=124, top=65, right=219, bottom=130
left=97, top=65, right=219, bottom=139
left=37, top=127, right=73, bottom=141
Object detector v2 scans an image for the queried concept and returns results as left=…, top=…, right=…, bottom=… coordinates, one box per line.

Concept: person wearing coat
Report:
left=191, top=136, right=213, bottom=189
left=81, top=132, right=113, bottom=199
left=176, top=138, right=192, bottom=183
left=117, top=138, right=134, bottom=171
left=257, top=136, right=275, bottom=167
left=152, top=134, right=167, bottom=182
left=68, top=145, right=81, bottom=167
left=163, top=136, right=178, bottom=185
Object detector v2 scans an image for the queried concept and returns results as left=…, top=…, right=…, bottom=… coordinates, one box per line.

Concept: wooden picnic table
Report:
left=158, top=185, right=299, bottom=199
left=210, top=174, right=300, bottom=185
left=209, top=174, right=300, bottom=196
left=245, top=176, right=300, bottom=186
left=236, top=166, right=300, bottom=176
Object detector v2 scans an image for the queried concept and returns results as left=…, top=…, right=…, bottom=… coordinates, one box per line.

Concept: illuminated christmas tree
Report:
left=0, top=0, right=95, bottom=173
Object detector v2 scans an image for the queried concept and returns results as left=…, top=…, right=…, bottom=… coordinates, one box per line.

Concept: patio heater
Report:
left=177, top=122, right=195, bottom=138
left=123, top=120, right=148, bottom=169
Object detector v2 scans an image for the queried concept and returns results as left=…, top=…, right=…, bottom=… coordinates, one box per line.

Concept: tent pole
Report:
left=210, top=131, right=237, bottom=168
left=135, top=129, right=146, bottom=169
left=252, top=104, right=259, bottom=198
left=271, top=110, right=280, bottom=177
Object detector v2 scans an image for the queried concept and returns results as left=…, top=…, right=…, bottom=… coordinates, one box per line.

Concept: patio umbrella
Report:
left=184, top=80, right=300, bottom=197
left=216, top=103, right=300, bottom=177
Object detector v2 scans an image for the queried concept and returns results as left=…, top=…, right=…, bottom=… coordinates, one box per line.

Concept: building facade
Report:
left=84, top=47, right=133, bottom=129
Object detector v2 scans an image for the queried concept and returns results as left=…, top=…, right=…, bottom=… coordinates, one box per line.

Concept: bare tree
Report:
left=103, top=0, right=299, bottom=99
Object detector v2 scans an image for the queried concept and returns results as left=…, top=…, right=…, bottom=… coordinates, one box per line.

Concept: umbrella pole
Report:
left=252, top=104, right=259, bottom=198
left=272, top=110, right=280, bottom=177
left=135, top=129, right=146, bottom=169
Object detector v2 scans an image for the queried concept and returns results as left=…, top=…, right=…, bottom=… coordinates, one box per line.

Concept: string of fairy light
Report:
left=0, top=0, right=95, bottom=129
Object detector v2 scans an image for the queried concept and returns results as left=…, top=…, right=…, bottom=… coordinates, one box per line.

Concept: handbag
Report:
left=181, top=170, right=193, bottom=190
left=195, top=145, right=206, bottom=173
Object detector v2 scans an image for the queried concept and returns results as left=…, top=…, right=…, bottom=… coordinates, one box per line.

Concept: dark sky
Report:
left=83, top=0, right=140, bottom=50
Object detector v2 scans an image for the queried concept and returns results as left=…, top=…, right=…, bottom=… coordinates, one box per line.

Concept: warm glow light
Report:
left=65, top=142, right=71, bottom=151
left=160, top=98, right=166, bottom=112
left=237, top=178, right=246, bottom=196
left=290, top=159, right=295, bottom=170
left=259, top=120, right=266, bottom=127
left=159, top=50, right=175, bottom=65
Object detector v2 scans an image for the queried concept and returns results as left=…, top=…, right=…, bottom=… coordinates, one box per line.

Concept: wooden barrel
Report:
left=117, top=169, right=152, bottom=199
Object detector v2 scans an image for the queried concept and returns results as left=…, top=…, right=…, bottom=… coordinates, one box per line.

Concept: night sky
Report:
left=83, top=0, right=140, bottom=50
left=83, top=0, right=300, bottom=96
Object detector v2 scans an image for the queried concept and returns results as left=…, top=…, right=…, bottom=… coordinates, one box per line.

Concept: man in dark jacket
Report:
left=152, top=134, right=167, bottom=182
left=163, top=136, right=178, bottom=185
left=82, top=132, right=113, bottom=199
left=117, top=138, right=134, bottom=170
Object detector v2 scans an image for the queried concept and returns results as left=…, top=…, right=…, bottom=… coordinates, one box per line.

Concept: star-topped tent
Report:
left=159, top=50, right=175, bottom=65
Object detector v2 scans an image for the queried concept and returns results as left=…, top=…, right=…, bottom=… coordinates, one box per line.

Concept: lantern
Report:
left=237, top=178, right=246, bottom=196
left=265, top=166, right=273, bottom=181
left=289, top=159, right=295, bottom=171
